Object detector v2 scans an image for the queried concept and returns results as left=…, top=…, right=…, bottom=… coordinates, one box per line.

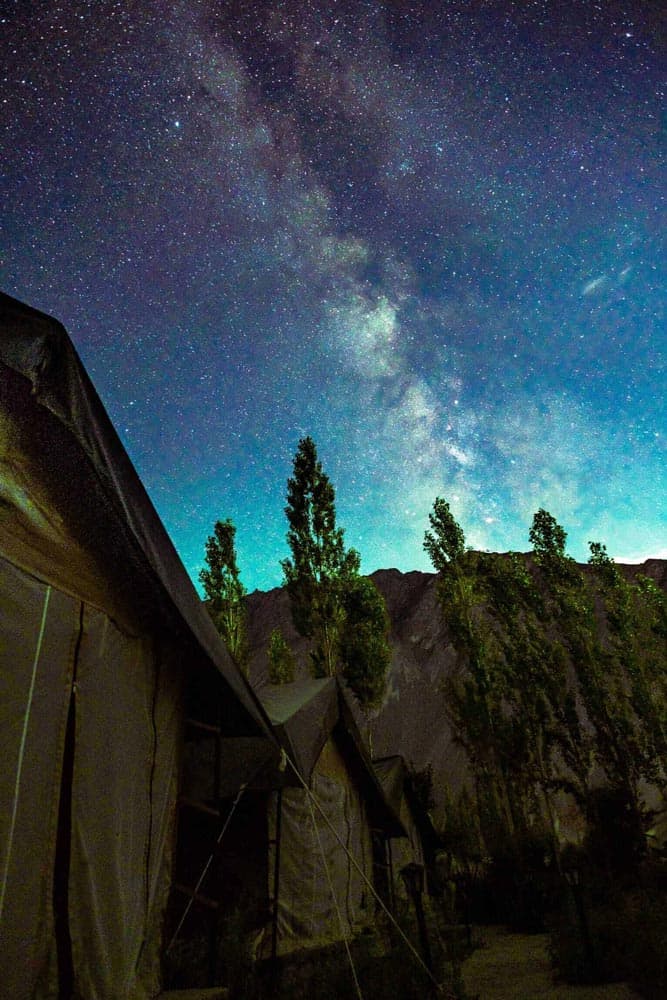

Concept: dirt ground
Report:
left=461, top=926, right=642, bottom=1000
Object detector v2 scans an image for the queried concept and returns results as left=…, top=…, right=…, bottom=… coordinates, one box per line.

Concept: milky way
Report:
left=2, top=1, right=665, bottom=590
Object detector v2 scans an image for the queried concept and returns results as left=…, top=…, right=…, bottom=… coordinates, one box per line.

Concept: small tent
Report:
left=254, top=678, right=406, bottom=957
left=373, top=755, right=441, bottom=901
left=0, top=293, right=277, bottom=1000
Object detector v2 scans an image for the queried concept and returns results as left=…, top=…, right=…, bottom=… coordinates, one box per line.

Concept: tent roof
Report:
left=372, top=755, right=408, bottom=819
left=373, top=754, right=441, bottom=850
left=259, top=677, right=340, bottom=782
left=0, top=292, right=275, bottom=741
left=257, top=677, right=407, bottom=837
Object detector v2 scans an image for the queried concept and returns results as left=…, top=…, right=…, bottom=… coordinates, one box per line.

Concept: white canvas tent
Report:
left=373, top=755, right=441, bottom=901
left=256, top=678, right=406, bottom=957
left=0, top=293, right=277, bottom=1000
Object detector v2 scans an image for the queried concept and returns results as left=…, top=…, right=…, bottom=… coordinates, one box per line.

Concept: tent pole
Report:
left=207, top=711, right=223, bottom=985
left=271, top=788, right=283, bottom=964
left=214, top=715, right=221, bottom=802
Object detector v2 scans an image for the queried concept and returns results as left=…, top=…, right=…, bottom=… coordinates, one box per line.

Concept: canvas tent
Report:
left=0, top=293, right=277, bottom=1000
left=373, top=755, right=440, bottom=901
left=252, top=677, right=406, bottom=957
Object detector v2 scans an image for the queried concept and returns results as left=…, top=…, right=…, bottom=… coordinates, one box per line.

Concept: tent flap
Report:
left=0, top=557, right=77, bottom=1000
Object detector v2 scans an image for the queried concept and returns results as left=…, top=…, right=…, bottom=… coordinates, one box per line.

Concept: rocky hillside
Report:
left=246, top=559, right=667, bottom=824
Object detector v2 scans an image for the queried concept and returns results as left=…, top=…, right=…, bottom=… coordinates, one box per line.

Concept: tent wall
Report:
left=0, top=557, right=74, bottom=999
left=0, top=554, right=182, bottom=1000
left=387, top=800, right=425, bottom=900
left=68, top=607, right=182, bottom=1000
left=267, top=736, right=374, bottom=956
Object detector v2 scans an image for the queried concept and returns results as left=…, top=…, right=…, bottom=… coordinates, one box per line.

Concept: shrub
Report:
left=549, top=872, right=667, bottom=994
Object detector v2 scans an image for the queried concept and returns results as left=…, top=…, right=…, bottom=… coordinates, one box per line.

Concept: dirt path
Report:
left=461, top=926, right=642, bottom=1000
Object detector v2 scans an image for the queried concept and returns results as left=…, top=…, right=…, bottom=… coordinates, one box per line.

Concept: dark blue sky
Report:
left=2, top=1, right=665, bottom=591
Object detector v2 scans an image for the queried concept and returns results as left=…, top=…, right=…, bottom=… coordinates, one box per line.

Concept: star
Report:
left=0, top=1, right=663, bottom=589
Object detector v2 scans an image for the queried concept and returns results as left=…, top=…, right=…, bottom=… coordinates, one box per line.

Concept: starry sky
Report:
left=2, top=1, right=665, bottom=592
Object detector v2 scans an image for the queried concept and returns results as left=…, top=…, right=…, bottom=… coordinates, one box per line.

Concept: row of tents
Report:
left=0, top=293, right=439, bottom=1000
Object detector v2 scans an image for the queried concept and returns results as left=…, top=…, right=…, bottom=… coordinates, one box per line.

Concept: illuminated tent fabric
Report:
left=0, top=293, right=276, bottom=1000
left=256, top=678, right=406, bottom=955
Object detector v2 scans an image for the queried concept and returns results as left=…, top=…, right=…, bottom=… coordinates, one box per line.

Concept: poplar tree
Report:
left=424, top=498, right=518, bottom=844
left=586, top=541, right=667, bottom=804
left=281, top=436, right=360, bottom=677
left=199, top=518, right=248, bottom=674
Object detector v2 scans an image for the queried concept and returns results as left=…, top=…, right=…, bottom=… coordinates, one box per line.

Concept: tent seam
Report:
left=136, top=641, right=161, bottom=973
left=0, top=584, right=52, bottom=920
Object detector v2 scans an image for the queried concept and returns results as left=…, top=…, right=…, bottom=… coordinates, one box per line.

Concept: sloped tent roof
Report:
left=0, top=291, right=276, bottom=743
left=258, top=677, right=339, bottom=784
left=373, top=755, right=409, bottom=819
left=257, top=677, right=406, bottom=837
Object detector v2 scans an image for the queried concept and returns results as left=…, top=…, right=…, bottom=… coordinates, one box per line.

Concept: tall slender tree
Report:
left=586, top=541, right=667, bottom=804
left=281, top=436, right=360, bottom=676
left=199, top=518, right=248, bottom=674
left=424, top=498, right=518, bottom=845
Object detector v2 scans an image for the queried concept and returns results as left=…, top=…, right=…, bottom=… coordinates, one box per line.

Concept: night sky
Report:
left=2, top=1, right=665, bottom=592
